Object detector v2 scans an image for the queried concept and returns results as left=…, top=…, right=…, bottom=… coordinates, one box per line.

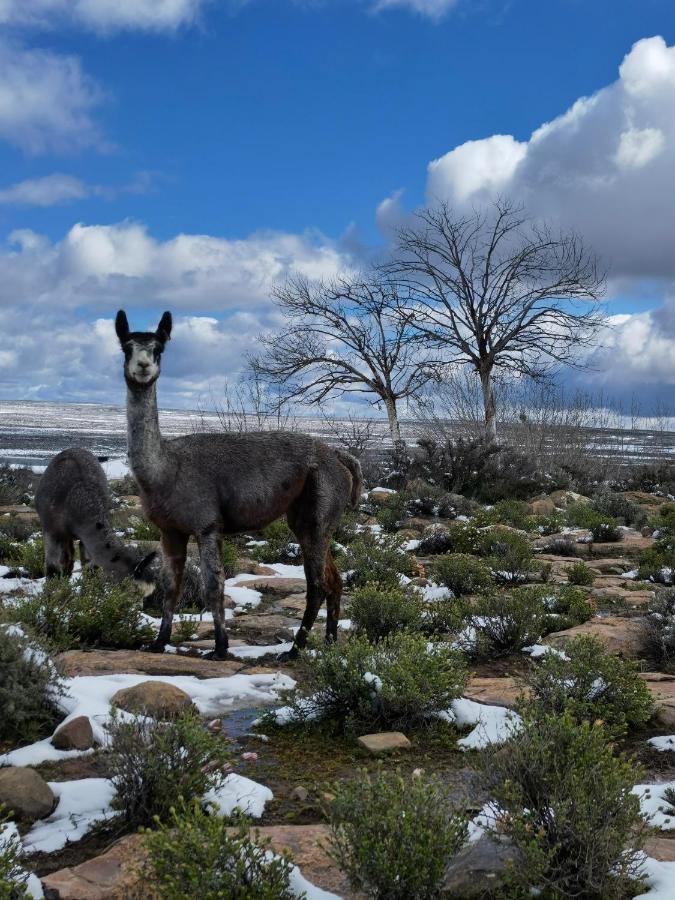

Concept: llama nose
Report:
left=138, top=361, right=150, bottom=370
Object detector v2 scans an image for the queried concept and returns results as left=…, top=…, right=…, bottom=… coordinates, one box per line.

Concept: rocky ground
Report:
left=2, top=487, right=675, bottom=898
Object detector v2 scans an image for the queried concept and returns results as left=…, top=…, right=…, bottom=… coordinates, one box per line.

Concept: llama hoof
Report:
left=278, top=646, right=299, bottom=662
left=145, top=640, right=167, bottom=654
left=204, top=649, right=229, bottom=661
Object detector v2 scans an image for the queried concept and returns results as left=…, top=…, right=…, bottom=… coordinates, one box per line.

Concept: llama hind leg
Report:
left=324, top=550, right=343, bottom=644
left=287, top=535, right=331, bottom=656
left=149, top=529, right=187, bottom=652
left=197, top=530, right=228, bottom=660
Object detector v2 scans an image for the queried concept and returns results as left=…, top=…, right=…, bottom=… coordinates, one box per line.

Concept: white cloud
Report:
left=0, top=40, right=103, bottom=154
left=417, top=36, right=675, bottom=281
left=0, top=174, right=89, bottom=206
left=0, top=219, right=352, bottom=404
left=371, top=0, right=458, bottom=19
left=0, top=0, right=207, bottom=33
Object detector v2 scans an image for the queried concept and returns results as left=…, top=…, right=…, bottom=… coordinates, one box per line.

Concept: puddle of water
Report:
left=222, top=707, right=265, bottom=740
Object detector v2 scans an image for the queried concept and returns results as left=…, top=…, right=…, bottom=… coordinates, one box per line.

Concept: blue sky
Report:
left=1, top=0, right=675, bottom=410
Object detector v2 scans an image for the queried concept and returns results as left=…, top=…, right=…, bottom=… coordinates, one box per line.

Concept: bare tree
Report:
left=384, top=199, right=605, bottom=441
left=250, top=272, right=442, bottom=447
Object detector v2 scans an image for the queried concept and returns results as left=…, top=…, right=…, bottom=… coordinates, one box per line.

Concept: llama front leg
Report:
left=198, top=531, right=228, bottom=660
left=43, top=532, right=74, bottom=577
left=149, top=529, right=187, bottom=652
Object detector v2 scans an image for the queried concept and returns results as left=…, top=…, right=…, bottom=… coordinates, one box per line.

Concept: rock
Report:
left=241, top=824, right=357, bottom=898
left=357, top=732, right=411, bottom=754
left=544, top=615, right=647, bottom=658
left=229, top=613, right=299, bottom=643
left=0, top=767, right=55, bottom=822
left=290, top=785, right=310, bottom=802
left=369, top=489, right=398, bottom=504
left=529, top=497, right=556, bottom=516
left=548, top=490, right=591, bottom=509
left=56, top=649, right=243, bottom=679
left=464, top=677, right=523, bottom=709
left=644, top=835, right=675, bottom=861
left=111, top=681, right=195, bottom=718
left=52, top=716, right=95, bottom=751
left=640, top=673, right=675, bottom=729
left=442, top=835, right=518, bottom=897
left=237, top=577, right=307, bottom=597
left=278, top=593, right=309, bottom=613
left=235, top=557, right=277, bottom=576
left=41, top=834, right=151, bottom=900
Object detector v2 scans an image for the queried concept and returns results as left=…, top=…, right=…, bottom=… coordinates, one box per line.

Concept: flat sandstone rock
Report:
left=357, top=732, right=411, bottom=754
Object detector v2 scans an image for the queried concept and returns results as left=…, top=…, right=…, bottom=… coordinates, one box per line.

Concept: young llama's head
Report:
left=115, top=310, right=172, bottom=387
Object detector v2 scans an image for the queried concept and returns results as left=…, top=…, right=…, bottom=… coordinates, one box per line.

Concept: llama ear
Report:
left=133, top=550, right=157, bottom=582
left=156, top=311, right=172, bottom=344
left=115, top=310, right=130, bottom=345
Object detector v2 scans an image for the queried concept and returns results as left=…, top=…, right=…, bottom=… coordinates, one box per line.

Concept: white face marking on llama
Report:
left=125, top=340, right=162, bottom=384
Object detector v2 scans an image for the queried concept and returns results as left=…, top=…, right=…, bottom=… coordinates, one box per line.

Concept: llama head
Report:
left=115, top=310, right=172, bottom=387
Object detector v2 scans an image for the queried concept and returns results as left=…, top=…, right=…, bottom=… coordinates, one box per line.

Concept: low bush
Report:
left=532, top=513, right=567, bottom=536
left=328, top=768, right=467, bottom=900
left=638, top=543, right=675, bottom=583
left=281, top=632, right=467, bottom=732
left=14, top=570, right=154, bottom=650
left=0, top=810, right=29, bottom=898
left=5, top=537, right=44, bottom=578
left=250, top=518, right=300, bottom=564
left=0, top=625, right=64, bottom=744
left=422, top=595, right=468, bottom=636
left=376, top=493, right=406, bottom=534
left=593, top=492, right=648, bottom=528
left=431, top=553, right=493, bottom=596
left=566, top=501, right=602, bottom=529
left=643, top=587, right=675, bottom=665
left=480, top=711, right=645, bottom=898
left=343, top=533, right=416, bottom=588
left=350, top=583, right=423, bottom=643
left=590, top=518, right=622, bottom=543
left=0, top=465, right=36, bottom=506
left=549, top=584, right=595, bottom=628
left=566, top=560, right=595, bottom=586
left=109, top=473, right=139, bottom=497
left=128, top=516, right=161, bottom=541
left=107, top=712, right=229, bottom=829
left=486, top=499, right=533, bottom=531
left=649, top=502, right=675, bottom=536
left=142, top=799, right=297, bottom=900
left=402, top=479, right=444, bottom=517
left=0, top=518, right=36, bottom=543
left=333, top=509, right=360, bottom=545
left=478, top=528, right=536, bottom=583
left=523, top=635, right=654, bottom=736
left=418, top=523, right=482, bottom=557
left=542, top=536, right=579, bottom=557
left=220, top=541, right=238, bottom=579
left=467, top=590, right=547, bottom=658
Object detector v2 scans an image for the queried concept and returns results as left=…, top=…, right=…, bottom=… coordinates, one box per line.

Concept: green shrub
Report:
left=6, top=538, right=44, bottom=578
left=523, top=635, right=654, bottom=736
left=249, top=518, right=300, bottom=564
left=0, top=625, right=64, bottom=744
left=566, top=501, right=602, bottom=528
left=109, top=473, right=139, bottom=496
left=643, top=587, right=675, bottom=665
left=488, top=499, right=533, bottom=531
left=328, top=768, right=467, bottom=900
left=590, top=518, right=621, bottom=542
left=343, top=533, right=415, bottom=588
left=593, top=492, right=647, bottom=528
left=0, top=532, right=16, bottom=563
left=638, top=537, right=675, bottom=583
left=376, top=493, right=406, bottom=534
left=107, top=712, right=229, bottom=829
left=478, top=528, right=535, bottom=583
left=281, top=633, right=467, bottom=732
left=542, top=536, right=579, bottom=557
left=422, top=596, right=468, bottom=636
left=333, top=509, right=360, bottom=545
left=141, top=799, right=297, bottom=900
left=649, top=502, right=675, bottom=535
left=533, top=513, right=567, bottom=536
left=129, top=516, right=161, bottom=541
left=220, top=541, right=238, bottom=579
left=0, top=809, right=29, bottom=898
left=468, top=590, right=547, bottom=658
left=0, top=518, right=34, bottom=543
left=431, top=553, right=492, bottom=596
left=480, top=711, right=645, bottom=898
left=418, top=523, right=482, bottom=557
left=14, top=570, right=154, bottom=650
left=550, top=583, right=595, bottom=628
left=350, top=583, right=423, bottom=643
left=566, top=560, right=595, bottom=586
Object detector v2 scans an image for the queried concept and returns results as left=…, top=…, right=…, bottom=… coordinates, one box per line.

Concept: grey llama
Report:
left=36, top=448, right=156, bottom=587
left=114, top=309, right=362, bottom=659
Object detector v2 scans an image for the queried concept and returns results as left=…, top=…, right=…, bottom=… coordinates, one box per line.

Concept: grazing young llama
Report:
left=114, top=310, right=362, bottom=659
left=36, top=448, right=156, bottom=587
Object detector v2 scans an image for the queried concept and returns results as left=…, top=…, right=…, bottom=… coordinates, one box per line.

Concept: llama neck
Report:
left=77, top=520, right=141, bottom=578
left=126, top=382, right=166, bottom=486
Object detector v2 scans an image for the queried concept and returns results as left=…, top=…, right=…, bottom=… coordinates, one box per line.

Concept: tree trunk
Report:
left=383, top=395, right=405, bottom=459
left=479, top=365, right=498, bottom=443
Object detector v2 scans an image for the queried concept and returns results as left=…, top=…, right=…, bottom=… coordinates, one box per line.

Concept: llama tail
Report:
left=335, top=450, right=363, bottom=509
